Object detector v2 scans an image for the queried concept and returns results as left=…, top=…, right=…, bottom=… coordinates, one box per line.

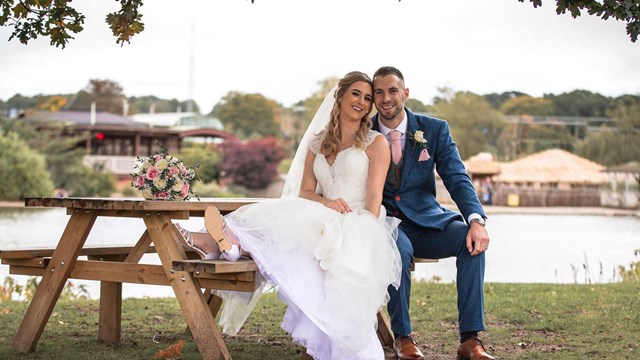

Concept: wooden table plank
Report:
left=172, top=259, right=259, bottom=274
left=0, top=245, right=158, bottom=260
left=12, top=210, right=97, bottom=353
left=25, top=197, right=262, bottom=213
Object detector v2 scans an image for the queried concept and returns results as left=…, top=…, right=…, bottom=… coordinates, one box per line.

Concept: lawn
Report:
left=0, top=281, right=638, bottom=359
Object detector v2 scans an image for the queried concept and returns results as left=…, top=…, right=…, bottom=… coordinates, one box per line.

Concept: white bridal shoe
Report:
left=204, top=206, right=242, bottom=262
left=174, top=223, right=221, bottom=260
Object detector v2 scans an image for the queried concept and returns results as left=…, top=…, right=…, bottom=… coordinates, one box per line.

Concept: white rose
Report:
left=153, top=177, right=168, bottom=190
left=155, top=159, right=168, bottom=170
left=172, top=179, right=184, bottom=192
left=414, top=130, right=426, bottom=143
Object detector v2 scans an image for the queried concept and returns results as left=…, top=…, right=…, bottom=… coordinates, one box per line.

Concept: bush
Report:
left=278, top=157, right=292, bottom=174
left=176, top=143, right=221, bottom=183
left=56, top=162, right=115, bottom=197
left=219, top=137, right=285, bottom=189
left=0, top=132, right=54, bottom=200
left=192, top=181, right=246, bottom=198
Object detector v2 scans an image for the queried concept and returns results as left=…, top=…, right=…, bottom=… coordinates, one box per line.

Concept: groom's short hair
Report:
left=373, top=66, right=404, bottom=82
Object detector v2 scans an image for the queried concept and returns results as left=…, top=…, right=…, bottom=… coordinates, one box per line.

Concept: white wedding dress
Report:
left=217, top=130, right=402, bottom=360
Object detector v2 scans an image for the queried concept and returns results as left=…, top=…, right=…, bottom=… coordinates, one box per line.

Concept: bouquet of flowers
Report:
left=131, top=142, right=199, bottom=201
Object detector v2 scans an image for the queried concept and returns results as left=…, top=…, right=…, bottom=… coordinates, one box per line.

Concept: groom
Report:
left=372, top=66, right=495, bottom=360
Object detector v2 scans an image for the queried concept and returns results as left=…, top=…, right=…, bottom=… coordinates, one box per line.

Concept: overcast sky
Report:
left=1, top=0, right=639, bottom=113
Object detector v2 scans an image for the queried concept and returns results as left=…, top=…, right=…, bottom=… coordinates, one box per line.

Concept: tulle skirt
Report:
left=214, top=197, right=401, bottom=360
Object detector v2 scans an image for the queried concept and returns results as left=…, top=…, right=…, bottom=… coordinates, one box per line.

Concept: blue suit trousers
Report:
left=387, top=219, right=486, bottom=336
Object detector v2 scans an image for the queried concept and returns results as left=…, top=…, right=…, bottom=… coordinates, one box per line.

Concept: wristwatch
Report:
left=470, top=217, right=486, bottom=227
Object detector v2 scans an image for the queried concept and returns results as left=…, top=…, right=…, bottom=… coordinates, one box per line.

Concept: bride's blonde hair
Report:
left=320, top=71, right=373, bottom=157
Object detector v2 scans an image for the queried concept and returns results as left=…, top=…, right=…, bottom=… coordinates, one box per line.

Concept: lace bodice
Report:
left=310, top=130, right=383, bottom=210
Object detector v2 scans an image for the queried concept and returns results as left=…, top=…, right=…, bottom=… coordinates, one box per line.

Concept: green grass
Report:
left=0, top=282, right=638, bottom=359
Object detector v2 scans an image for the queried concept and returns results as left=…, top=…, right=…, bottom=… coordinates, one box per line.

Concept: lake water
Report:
left=0, top=207, right=638, bottom=299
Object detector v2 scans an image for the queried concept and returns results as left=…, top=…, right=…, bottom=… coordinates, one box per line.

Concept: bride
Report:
left=176, top=71, right=402, bottom=359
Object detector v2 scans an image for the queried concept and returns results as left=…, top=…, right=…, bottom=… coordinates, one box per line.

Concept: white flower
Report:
left=172, top=179, right=184, bottom=192
left=155, top=159, right=168, bottom=170
left=414, top=130, right=426, bottom=143
left=153, top=177, right=167, bottom=190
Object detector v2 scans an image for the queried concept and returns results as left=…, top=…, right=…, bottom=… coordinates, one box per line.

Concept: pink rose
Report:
left=145, top=166, right=159, bottom=180
left=153, top=154, right=163, bottom=162
left=168, top=166, right=180, bottom=177
left=133, top=176, right=145, bottom=188
left=180, top=183, right=190, bottom=198
left=154, top=191, right=169, bottom=200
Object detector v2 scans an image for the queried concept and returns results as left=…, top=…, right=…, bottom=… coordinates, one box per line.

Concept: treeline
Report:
left=0, top=79, right=198, bottom=116
left=2, top=78, right=639, bottom=168
left=407, top=89, right=640, bottom=165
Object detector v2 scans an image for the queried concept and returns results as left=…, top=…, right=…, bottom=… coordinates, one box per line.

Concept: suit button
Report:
left=393, top=210, right=399, bottom=216
left=395, top=196, right=401, bottom=201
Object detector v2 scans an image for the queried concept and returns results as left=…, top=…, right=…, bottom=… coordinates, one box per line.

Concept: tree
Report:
left=128, top=96, right=199, bottom=114
left=6, top=93, right=38, bottom=110
left=2, top=1, right=637, bottom=48
left=0, top=0, right=143, bottom=48
left=0, top=117, right=115, bottom=196
left=431, top=89, right=505, bottom=160
left=578, top=99, right=640, bottom=165
left=212, top=91, right=281, bottom=139
left=519, top=0, right=640, bottom=42
left=219, top=137, right=285, bottom=189
left=177, top=143, right=221, bottom=183
left=500, top=96, right=554, bottom=116
left=544, top=90, right=611, bottom=117
left=0, top=131, right=54, bottom=200
left=483, top=91, right=530, bottom=110
left=405, top=98, right=430, bottom=113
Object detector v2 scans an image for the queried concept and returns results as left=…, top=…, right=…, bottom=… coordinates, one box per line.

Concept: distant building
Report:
left=20, top=110, right=236, bottom=176
left=491, top=149, right=609, bottom=206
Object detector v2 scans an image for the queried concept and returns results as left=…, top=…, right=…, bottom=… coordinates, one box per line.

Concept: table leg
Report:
left=99, top=280, right=122, bottom=343
left=144, top=213, right=231, bottom=360
left=13, top=210, right=97, bottom=353
left=96, top=230, right=153, bottom=343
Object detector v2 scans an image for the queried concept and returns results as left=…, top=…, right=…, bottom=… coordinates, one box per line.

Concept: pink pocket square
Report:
left=418, top=148, right=430, bottom=162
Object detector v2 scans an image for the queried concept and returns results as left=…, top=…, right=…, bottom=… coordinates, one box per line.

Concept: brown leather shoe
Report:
left=393, top=335, right=424, bottom=360
left=456, top=337, right=495, bottom=360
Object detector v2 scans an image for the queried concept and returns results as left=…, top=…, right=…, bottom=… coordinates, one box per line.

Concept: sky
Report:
left=1, top=0, right=639, bottom=114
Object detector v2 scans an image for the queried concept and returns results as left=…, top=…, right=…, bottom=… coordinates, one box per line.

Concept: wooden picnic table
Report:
left=2, top=196, right=437, bottom=359
left=1, top=197, right=264, bottom=360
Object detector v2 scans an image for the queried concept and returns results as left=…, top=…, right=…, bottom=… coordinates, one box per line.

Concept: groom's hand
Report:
left=466, top=223, right=490, bottom=256
left=323, top=198, right=352, bottom=213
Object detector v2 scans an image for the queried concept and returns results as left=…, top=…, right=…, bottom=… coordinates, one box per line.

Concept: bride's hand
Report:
left=323, top=198, right=352, bottom=213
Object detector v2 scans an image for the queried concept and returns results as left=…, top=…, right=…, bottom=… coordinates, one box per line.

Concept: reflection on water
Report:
left=1, top=208, right=639, bottom=298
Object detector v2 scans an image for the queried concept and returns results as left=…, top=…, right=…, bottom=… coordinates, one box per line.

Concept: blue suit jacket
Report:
left=372, top=108, right=485, bottom=231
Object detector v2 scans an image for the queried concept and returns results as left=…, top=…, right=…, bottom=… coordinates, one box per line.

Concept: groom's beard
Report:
left=378, top=106, right=403, bottom=121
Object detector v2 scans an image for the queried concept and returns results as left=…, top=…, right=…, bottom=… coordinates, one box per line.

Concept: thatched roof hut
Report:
left=464, top=152, right=501, bottom=176
left=495, top=149, right=608, bottom=187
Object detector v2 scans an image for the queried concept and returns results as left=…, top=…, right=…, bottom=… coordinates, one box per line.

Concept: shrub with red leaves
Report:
left=219, top=137, right=285, bottom=189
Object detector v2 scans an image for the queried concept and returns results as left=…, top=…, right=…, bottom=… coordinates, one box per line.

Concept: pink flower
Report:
left=154, top=191, right=169, bottom=200
left=180, top=183, right=190, bottom=198
left=418, top=148, right=430, bottom=162
left=133, top=176, right=145, bottom=188
left=168, top=166, right=180, bottom=177
left=153, top=154, right=163, bottom=162
left=145, top=166, right=160, bottom=180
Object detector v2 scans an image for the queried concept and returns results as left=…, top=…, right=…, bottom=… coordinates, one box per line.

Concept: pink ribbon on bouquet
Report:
left=418, top=148, right=430, bottom=162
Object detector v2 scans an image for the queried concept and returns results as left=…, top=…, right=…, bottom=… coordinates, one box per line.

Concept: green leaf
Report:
left=12, top=3, right=28, bottom=18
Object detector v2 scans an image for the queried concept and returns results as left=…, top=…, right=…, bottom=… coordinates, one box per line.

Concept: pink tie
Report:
left=390, top=130, right=402, bottom=164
